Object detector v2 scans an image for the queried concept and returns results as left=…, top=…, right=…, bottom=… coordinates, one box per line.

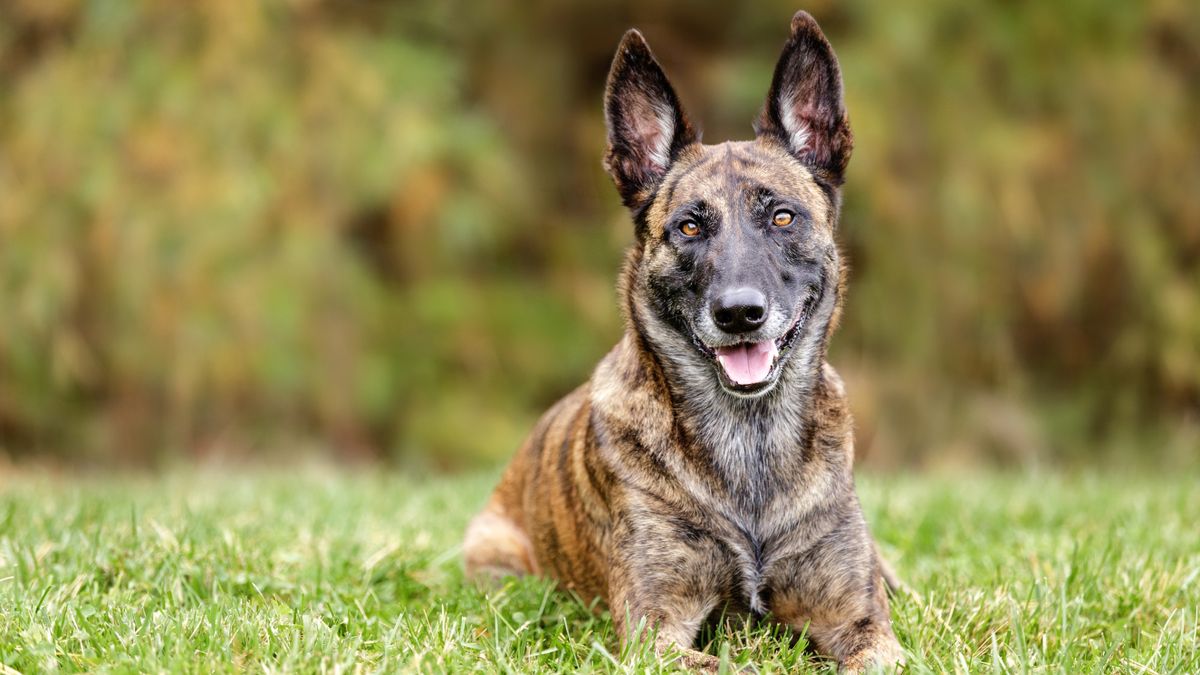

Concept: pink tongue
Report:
left=715, top=341, right=778, bottom=385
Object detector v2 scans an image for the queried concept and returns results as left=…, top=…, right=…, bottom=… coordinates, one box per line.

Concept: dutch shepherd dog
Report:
left=464, top=11, right=905, bottom=672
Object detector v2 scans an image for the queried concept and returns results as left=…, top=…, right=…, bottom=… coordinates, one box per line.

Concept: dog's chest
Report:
left=718, top=509, right=775, bottom=615
left=683, top=415, right=809, bottom=614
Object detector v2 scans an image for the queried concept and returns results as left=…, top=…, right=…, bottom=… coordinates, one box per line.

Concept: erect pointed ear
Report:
left=755, top=11, right=853, bottom=186
left=603, top=29, right=698, bottom=210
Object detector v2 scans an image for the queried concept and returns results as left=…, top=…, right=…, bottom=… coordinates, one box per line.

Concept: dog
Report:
left=463, top=11, right=904, bottom=672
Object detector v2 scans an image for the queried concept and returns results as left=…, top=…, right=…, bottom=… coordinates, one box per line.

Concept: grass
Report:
left=0, top=467, right=1197, bottom=673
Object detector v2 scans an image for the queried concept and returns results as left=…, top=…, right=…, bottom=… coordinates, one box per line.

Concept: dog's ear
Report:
left=756, top=11, right=853, bottom=186
left=604, top=29, right=698, bottom=210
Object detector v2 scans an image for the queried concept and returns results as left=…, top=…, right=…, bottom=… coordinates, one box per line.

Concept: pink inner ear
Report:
left=625, top=97, right=674, bottom=175
left=778, top=94, right=812, bottom=154
left=778, top=89, right=845, bottom=170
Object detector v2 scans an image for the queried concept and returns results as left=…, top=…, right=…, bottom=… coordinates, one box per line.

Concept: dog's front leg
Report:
left=606, top=520, right=727, bottom=671
left=608, top=578, right=722, bottom=671
left=766, top=526, right=904, bottom=672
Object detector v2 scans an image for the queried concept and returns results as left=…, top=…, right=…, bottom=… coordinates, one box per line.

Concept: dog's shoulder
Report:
left=589, top=333, right=672, bottom=430
left=807, top=360, right=855, bottom=466
left=820, top=361, right=847, bottom=399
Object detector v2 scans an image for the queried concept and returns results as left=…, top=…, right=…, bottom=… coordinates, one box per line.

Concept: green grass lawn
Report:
left=1, top=467, right=1196, bottom=673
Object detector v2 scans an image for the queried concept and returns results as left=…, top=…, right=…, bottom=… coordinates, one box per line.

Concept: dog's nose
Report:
left=711, top=288, right=768, bottom=334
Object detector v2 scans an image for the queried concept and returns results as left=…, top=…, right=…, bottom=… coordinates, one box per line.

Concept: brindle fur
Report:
left=464, top=11, right=904, bottom=672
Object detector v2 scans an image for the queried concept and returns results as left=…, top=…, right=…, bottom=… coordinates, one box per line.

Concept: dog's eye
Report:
left=772, top=209, right=795, bottom=227
left=678, top=220, right=700, bottom=237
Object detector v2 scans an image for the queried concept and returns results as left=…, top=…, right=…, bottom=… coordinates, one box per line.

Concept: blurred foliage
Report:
left=0, top=0, right=1197, bottom=468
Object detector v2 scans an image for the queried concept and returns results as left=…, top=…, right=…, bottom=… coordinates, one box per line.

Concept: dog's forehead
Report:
left=651, top=140, right=830, bottom=224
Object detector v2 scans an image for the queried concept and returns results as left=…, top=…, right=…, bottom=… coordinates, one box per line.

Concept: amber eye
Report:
left=772, top=209, right=795, bottom=227
left=678, top=220, right=700, bottom=237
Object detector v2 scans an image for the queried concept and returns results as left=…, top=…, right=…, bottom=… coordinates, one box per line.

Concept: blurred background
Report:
left=0, top=0, right=1197, bottom=471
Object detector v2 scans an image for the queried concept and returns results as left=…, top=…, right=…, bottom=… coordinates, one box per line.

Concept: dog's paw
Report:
left=840, top=636, right=905, bottom=673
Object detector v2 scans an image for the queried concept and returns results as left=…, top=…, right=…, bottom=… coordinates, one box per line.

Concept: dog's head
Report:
left=605, top=12, right=852, bottom=399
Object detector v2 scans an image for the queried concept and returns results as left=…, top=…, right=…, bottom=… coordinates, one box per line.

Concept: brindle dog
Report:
left=464, top=11, right=905, bottom=672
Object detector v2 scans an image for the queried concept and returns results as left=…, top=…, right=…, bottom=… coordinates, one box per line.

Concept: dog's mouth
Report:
left=690, top=294, right=818, bottom=395
left=715, top=340, right=779, bottom=387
